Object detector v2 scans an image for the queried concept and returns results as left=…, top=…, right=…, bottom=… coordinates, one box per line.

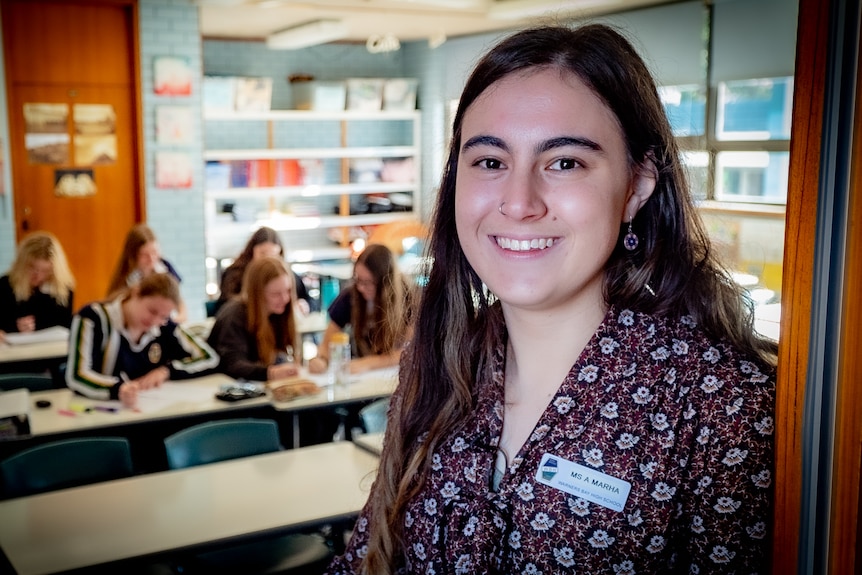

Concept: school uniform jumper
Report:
left=0, top=275, right=73, bottom=333
left=66, top=297, right=219, bottom=400
left=327, top=306, right=776, bottom=575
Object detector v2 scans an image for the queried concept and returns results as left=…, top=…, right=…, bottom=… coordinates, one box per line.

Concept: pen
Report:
left=93, top=405, right=119, bottom=413
left=58, top=409, right=75, bottom=417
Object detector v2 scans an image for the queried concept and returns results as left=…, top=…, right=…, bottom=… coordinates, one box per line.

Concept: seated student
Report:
left=0, top=231, right=75, bottom=342
left=107, top=223, right=187, bottom=322
left=207, top=256, right=303, bottom=382
left=66, top=273, right=218, bottom=408
left=308, top=243, right=413, bottom=375
left=215, top=226, right=312, bottom=316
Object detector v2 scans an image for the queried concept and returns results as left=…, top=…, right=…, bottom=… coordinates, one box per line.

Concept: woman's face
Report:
left=353, top=263, right=377, bottom=302
left=27, top=258, right=53, bottom=288
left=252, top=241, right=281, bottom=260
left=454, top=68, right=655, bottom=315
left=125, top=295, right=175, bottom=332
left=263, top=274, right=292, bottom=315
left=136, top=241, right=161, bottom=274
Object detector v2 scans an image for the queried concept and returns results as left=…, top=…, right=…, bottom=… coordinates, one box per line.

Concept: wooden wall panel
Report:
left=772, top=0, right=829, bottom=571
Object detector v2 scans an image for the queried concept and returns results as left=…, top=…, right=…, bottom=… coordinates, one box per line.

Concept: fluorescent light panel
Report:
left=266, top=19, right=349, bottom=50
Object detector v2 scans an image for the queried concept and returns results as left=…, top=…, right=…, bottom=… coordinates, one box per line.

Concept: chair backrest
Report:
left=359, top=397, right=390, bottom=434
left=0, top=372, right=54, bottom=392
left=164, top=418, right=282, bottom=470
left=0, top=437, right=134, bottom=498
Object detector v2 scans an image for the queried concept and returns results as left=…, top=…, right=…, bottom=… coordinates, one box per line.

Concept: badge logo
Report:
left=541, top=457, right=559, bottom=480
left=148, top=343, right=162, bottom=363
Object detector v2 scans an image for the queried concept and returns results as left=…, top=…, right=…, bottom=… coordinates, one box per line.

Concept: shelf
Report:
left=253, top=211, right=420, bottom=232
left=206, top=182, right=417, bottom=200
left=204, top=109, right=420, bottom=122
left=205, top=146, right=417, bottom=162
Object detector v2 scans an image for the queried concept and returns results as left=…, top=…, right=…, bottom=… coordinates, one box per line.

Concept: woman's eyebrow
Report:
left=462, top=134, right=508, bottom=153
left=538, top=136, right=603, bottom=154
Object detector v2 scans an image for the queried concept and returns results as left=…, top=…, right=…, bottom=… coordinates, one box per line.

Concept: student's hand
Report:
left=136, top=366, right=170, bottom=390
left=307, top=356, right=328, bottom=374
left=119, top=381, right=140, bottom=409
left=16, top=315, right=36, bottom=333
left=0, top=330, right=5, bottom=343
left=268, top=363, right=299, bottom=381
left=297, top=299, right=311, bottom=316
left=348, top=356, right=378, bottom=374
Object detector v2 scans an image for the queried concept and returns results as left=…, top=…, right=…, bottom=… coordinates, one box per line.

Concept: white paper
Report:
left=135, top=382, right=217, bottom=413
left=3, top=326, right=69, bottom=345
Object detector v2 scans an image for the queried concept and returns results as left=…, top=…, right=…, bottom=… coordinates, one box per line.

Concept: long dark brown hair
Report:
left=362, top=23, right=777, bottom=573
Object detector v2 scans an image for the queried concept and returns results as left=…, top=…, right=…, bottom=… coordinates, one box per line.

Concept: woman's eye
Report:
left=550, top=158, right=579, bottom=170
left=475, top=158, right=503, bottom=170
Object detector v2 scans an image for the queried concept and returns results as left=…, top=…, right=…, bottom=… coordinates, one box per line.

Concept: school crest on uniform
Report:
left=148, top=343, right=162, bottom=363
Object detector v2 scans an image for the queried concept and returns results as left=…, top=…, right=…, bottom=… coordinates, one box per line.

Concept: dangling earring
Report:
left=623, top=221, right=639, bottom=251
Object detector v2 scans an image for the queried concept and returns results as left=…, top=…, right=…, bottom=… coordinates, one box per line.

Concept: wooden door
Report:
left=1, top=0, right=142, bottom=309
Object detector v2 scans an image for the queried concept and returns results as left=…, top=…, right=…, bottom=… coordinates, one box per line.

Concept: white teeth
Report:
left=496, top=237, right=555, bottom=251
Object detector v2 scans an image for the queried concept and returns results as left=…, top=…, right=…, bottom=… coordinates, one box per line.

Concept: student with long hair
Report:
left=215, top=226, right=311, bottom=315
left=0, top=231, right=75, bottom=341
left=67, top=273, right=218, bottom=409
left=308, top=243, right=413, bottom=375
left=327, top=24, right=776, bottom=575
left=207, top=256, right=302, bottom=381
left=107, top=223, right=186, bottom=321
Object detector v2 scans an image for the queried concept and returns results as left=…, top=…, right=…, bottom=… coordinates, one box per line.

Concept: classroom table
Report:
left=0, top=334, right=68, bottom=376
left=271, top=366, right=398, bottom=448
left=0, top=442, right=379, bottom=575
left=353, top=431, right=385, bottom=456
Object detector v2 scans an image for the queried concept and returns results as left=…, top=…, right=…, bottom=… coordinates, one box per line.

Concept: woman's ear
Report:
left=624, top=156, right=658, bottom=221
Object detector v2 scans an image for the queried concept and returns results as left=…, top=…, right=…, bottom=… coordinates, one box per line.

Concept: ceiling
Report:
left=197, top=0, right=677, bottom=49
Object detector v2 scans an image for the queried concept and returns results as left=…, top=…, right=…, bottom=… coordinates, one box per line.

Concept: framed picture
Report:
left=155, top=151, right=193, bottom=188
left=154, top=56, right=193, bottom=96
left=156, top=106, right=194, bottom=145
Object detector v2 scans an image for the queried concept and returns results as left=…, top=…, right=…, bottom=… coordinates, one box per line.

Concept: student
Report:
left=207, top=256, right=302, bottom=382
left=215, top=226, right=312, bottom=315
left=107, top=223, right=186, bottom=321
left=0, top=231, right=75, bottom=341
left=307, top=243, right=413, bottom=376
left=327, top=24, right=777, bottom=575
left=66, top=273, right=218, bottom=408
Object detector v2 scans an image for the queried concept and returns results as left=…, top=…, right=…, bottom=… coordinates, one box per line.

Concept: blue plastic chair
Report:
left=163, top=419, right=333, bottom=574
left=0, top=437, right=133, bottom=498
left=0, top=372, right=54, bottom=392
left=359, top=397, right=390, bottom=434
left=163, top=418, right=283, bottom=469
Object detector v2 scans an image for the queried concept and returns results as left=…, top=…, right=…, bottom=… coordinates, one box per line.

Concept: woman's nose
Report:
left=499, top=170, right=548, bottom=220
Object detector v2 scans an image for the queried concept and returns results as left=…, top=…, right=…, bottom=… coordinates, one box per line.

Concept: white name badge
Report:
left=535, top=452, right=631, bottom=512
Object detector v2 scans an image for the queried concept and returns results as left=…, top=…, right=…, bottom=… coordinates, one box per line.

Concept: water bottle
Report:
left=328, top=332, right=351, bottom=390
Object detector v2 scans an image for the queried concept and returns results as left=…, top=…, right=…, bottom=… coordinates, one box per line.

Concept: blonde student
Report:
left=327, top=24, right=776, bottom=575
left=0, top=231, right=75, bottom=341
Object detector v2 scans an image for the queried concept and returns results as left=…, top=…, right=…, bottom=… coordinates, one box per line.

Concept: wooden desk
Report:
left=0, top=442, right=378, bottom=575
left=0, top=338, right=67, bottom=376
left=271, top=367, right=398, bottom=448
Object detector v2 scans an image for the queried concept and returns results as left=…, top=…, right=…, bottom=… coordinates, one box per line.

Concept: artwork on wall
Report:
left=156, top=151, right=193, bottom=188
left=234, top=77, right=272, bottom=112
left=156, top=106, right=194, bottom=145
left=54, top=169, right=96, bottom=197
left=73, top=104, right=117, bottom=165
left=23, top=103, right=69, bottom=164
left=154, top=56, right=193, bottom=96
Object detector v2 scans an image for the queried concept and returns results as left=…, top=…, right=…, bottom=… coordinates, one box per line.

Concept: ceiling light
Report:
left=487, top=0, right=622, bottom=20
left=266, top=19, right=349, bottom=50
left=366, top=34, right=401, bottom=54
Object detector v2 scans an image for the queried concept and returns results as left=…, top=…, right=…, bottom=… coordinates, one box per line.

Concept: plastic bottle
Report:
left=328, top=332, right=351, bottom=389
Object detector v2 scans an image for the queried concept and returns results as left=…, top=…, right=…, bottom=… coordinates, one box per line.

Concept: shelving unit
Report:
left=203, top=109, right=422, bottom=264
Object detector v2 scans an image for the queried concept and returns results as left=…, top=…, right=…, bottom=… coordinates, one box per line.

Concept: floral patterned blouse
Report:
left=327, top=307, right=775, bottom=574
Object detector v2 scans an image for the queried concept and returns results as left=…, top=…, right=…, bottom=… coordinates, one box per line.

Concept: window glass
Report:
left=659, top=84, right=707, bottom=137
left=716, top=77, right=794, bottom=140
left=715, top=151, right=789, bottom=203
left=681, top=150, right=709, bottom=201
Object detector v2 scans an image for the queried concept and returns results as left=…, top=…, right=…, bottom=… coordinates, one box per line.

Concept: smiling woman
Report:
left=326, top=23, right=777, bottom=575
